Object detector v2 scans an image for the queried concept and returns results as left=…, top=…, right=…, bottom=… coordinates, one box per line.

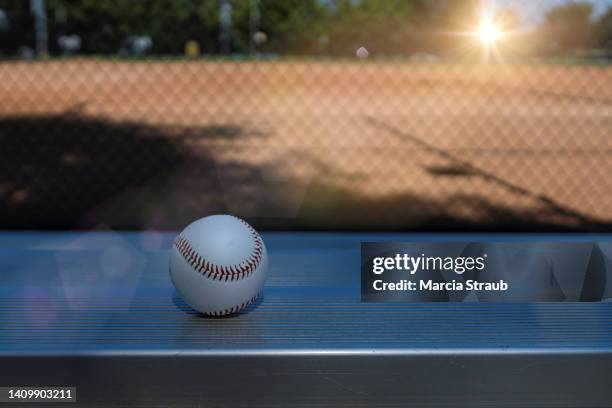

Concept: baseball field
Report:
left=0, top=59, right=610, bottom=230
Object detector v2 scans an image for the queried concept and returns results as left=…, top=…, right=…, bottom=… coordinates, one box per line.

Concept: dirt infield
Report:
left=0, top=59, right=610, bottom=230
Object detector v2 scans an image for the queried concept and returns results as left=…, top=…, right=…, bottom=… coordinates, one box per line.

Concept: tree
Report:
left=233, top=0, right=327, bottom=54
left=595, top=6, right=612, bottom=50
left=40, top=0, right=328, bottom=55
left=542, top=2, right=595, bottom=52
left=0, top=1, right=34, bottom=54
left=281, top=0, right=436, bottom=56
left=45, top=0, right=222, bottom=54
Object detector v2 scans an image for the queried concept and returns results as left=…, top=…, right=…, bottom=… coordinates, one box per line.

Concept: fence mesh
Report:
left=0, top=1, right=611, bottom=231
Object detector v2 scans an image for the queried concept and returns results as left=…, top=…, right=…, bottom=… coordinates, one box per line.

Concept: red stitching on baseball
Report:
left=173, top=218, right=264, bottom=282
left=207, top=291, right=261, bottom=316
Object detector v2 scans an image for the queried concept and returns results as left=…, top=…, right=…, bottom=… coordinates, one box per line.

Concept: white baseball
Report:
left=169, top=215, right=268, bottom=316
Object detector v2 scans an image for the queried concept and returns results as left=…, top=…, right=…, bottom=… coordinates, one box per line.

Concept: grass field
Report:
left=0, top=59, right=610, bottom=230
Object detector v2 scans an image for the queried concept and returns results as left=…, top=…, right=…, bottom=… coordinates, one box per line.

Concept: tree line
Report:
left=0, top=0, right=610, bottom=57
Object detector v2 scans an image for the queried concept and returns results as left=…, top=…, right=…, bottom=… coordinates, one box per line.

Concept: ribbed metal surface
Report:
left=1, top=231, right=611, bottom=354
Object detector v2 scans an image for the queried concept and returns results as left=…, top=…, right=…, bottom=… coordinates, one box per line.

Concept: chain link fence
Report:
left=0, top=1, right=611, bottom=231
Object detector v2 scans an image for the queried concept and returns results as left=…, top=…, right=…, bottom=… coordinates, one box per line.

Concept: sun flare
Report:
left=476, top=19, right=503, bottom=46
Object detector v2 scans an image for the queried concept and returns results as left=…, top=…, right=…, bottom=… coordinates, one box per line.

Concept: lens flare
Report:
left=476, top=19, right=502, bottom=46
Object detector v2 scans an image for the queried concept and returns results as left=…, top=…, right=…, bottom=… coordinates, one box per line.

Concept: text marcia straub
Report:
left=372, top=279, right=508, bottom=291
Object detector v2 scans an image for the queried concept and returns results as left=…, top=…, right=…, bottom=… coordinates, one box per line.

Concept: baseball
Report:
left=169, top=215, right=268, bottom=316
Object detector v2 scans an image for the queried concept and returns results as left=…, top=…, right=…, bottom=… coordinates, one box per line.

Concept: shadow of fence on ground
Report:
left=0, top=113, right=609, bottom=231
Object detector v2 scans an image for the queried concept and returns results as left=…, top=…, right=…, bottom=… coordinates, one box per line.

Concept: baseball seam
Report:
left=207, top=291, right=261, bottom=317
left=173, top=218, right=264, bottom=282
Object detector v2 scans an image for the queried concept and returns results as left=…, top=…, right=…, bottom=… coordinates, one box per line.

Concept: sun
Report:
left=475, top=19, right=503, bottom=46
